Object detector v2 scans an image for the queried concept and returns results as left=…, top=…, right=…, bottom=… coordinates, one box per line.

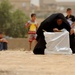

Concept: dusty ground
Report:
left=0, top=51, right=75, bottom=75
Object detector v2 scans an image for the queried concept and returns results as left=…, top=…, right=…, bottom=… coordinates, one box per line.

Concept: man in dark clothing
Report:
left=33, top=13, right=74, bottom=54
left=0, top=32, right=8, bottom=51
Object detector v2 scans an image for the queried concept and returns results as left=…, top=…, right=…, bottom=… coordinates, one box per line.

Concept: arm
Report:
left=64, top=23, right=74, bottom=35
left=53, top=28, right=61, bottom=32
left=25, top=20, right=31, bottom=28
left=72, top=16, right=75, bottom=22
left=0, top=39, right=3, bottom=42
left=25, top=22, right=30, bottom=28
left=0, top=39, right=8, bottom=43
left=3, top=39, right=8, bottom=43
left=35, top=23, right=38, bottom=30
left=71, top=22, right=75, bottom=28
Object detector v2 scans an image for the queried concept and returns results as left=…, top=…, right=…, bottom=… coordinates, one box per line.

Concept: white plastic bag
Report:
left=44, top=31, right=72, bottom=54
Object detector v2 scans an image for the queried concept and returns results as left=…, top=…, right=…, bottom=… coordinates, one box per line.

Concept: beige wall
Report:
left=42, top=0, right=56, bottom=4
left=9, top=0, right=30, bottom=14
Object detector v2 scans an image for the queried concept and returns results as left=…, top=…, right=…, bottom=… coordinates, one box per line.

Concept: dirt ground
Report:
left=0, top=51, right=75, bottom=75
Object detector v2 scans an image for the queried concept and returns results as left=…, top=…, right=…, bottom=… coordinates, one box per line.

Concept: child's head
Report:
left=31, top=13, right=36, bottom=21
left=0, top=32, right=3, bottom=39
left=66, top=8, right=72, bottom=16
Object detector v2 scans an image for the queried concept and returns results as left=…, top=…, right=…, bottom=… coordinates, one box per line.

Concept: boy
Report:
left=0, top=32, right=8, bottom=51
left=66, top=8, right=75, bottom=28
left=26, top=13, right=38, bottom=50
left=66, top=8, right=75, bottom=53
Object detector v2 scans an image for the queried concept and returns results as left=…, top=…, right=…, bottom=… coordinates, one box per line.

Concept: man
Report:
left=0, top=32, right=8, bottom=51
left=26, top=13, right=38, bottom=50
left=66, top=8, right=75, bottom=28
left=33, top=13, right=74, bottom=54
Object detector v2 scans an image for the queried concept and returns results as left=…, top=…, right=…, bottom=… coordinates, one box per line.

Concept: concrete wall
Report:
left=7, top=38, right=36, bottom=51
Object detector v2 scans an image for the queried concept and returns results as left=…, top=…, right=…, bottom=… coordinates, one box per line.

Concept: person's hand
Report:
left=0, top=39, right=3, bottom=42
left=70, top=29, right=74, bottom=35
left=25, top=23, right=30, bottom=28
left=73, top=22, right=75, bottom=25
left=43, top=29, right=46, bottom=32
left=71, top=22, right=75, bottom=28
left=53, top=28, right=61, bottom=32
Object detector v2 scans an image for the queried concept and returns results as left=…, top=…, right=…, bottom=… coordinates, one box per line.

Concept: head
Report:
left=66, top=8, right=72, bottom=16
left=56, top=19, right=63, bottom=25
left=0, top=32, right=3, bottom=39
left=31, top=13, right=36, bottom=21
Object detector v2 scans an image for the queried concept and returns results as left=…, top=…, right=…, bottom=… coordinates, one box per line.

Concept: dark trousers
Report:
left=70, top=34, right=75, bottom=53
left=0, top=42, right=8, bottom=51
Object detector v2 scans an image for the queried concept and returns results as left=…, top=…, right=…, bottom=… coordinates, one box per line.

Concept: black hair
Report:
left=31, top=13, right=36, bottom=17
left=67, top=8, right=71, bottom=11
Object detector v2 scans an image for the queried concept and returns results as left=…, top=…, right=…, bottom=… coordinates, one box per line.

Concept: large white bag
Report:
left=44, top=31, right=72, bottom=54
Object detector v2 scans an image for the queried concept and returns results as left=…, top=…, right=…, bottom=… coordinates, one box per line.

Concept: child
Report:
left=0, top=32, right=8, bottom=51
left=26, top=13, right=38, bottom=50
left=66, top=8, right=75, bottom=28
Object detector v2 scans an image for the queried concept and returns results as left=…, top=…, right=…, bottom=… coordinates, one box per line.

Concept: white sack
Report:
left=44, top=31, right=72, bottom=54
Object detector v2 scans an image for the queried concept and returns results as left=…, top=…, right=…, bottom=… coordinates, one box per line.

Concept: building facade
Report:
left=8, top=0, right=30, bottom=15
